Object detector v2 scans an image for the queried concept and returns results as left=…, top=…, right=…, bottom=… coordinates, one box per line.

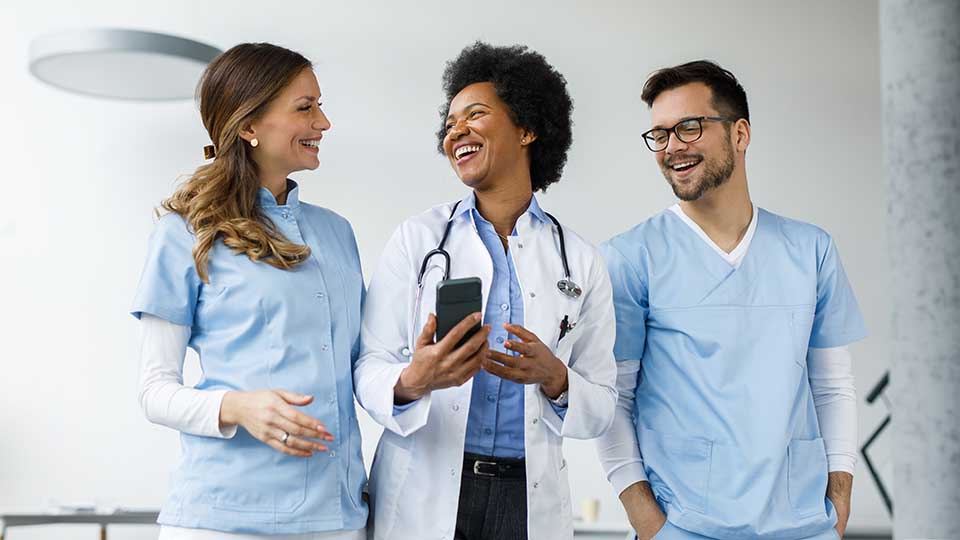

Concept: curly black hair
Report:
left=436, top=41, right=573, bottom=192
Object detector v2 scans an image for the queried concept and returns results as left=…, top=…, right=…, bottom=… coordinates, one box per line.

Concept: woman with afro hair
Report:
left=355, top=41, right=617, bottom=540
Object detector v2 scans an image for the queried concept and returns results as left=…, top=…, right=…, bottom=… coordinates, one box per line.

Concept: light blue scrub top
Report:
left=131, top=181, right=368, bottom=535
left=602, top=208, right=866, bottom=540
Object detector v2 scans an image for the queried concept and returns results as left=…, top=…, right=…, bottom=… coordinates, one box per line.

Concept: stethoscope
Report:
left=406, top=201, right=581, bottom=354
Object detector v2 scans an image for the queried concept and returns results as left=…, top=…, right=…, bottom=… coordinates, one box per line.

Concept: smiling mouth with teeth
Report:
left=455, top=144, right=482, bottom=160
left=300, top=139, right=321, bottom=148
left=670, top=158, right=702, bottom=172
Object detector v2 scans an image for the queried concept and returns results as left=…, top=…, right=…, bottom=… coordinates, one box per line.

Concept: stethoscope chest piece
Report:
left=557, top=279, right=582, bottom=299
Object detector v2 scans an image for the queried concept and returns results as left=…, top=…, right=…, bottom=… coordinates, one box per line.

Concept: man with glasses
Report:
left=596, top=61, right=866, bottom=540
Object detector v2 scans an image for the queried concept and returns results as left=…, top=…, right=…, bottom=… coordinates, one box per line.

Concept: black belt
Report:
left=463, top=453, right=526, bottom=479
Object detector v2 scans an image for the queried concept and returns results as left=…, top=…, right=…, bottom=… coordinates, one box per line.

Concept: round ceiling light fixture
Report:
left=29, top=28, right=221, bottom=101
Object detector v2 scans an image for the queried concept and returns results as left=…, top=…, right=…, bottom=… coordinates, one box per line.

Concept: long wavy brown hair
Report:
left=162, top=43, right=313, bottom=282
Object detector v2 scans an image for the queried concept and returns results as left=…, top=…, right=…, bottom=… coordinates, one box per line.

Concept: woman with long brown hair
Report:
left=131, top=43, right=367, bottom=539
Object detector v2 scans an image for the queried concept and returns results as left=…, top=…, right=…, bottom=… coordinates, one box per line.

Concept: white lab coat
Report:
left=354, top=198, right=618, bottom=540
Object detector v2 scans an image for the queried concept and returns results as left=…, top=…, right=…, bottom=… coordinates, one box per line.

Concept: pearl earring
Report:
left=250, top=138, right=259, bottom=148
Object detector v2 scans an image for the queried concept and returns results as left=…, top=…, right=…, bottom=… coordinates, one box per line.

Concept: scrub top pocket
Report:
left=208, top=439, right=309, bottom=513
left=787, top=437, right=830, bottom=519
left=638, top=427, right=713, bottom=515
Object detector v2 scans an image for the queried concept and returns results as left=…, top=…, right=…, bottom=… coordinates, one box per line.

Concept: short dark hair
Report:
left=641, top=60, right=750, bottom=124
left=436, top=41, right=573, bottom=192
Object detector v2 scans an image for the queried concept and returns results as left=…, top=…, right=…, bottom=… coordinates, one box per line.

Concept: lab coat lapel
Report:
left=511, top=212, right=557, bottom=346
left=412, top=207, right=492, bottom=349
left=446, top=213, right=494, bottom=319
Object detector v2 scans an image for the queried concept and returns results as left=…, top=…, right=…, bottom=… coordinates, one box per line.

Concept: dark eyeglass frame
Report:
left=641, top=116, right=737, bottom=152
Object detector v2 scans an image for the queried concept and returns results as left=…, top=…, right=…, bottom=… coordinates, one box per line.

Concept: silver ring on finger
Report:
left=281, top=431, right=290, bottom=445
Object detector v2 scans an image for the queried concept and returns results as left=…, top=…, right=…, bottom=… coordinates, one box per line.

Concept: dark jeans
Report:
left=455, top=456, right=528, bottom=540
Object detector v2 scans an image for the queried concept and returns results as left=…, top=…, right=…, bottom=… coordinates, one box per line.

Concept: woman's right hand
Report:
left=219, top=390, right=334, bottom=457
left=394, top=313, right=490, bottom=403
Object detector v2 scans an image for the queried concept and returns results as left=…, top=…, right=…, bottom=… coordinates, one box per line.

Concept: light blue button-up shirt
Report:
left=460, top=194, right=567, bottom=458
left=131, top=180, right=367, bottom=535
left=462, top=197, right=529, bottom=458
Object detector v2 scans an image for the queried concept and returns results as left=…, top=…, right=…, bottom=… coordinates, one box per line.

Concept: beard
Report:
left=661, top=134, right=735, bottom=202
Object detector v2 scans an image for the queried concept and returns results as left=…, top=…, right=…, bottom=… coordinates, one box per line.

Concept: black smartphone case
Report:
left=435, top=277, right=483, bottom=348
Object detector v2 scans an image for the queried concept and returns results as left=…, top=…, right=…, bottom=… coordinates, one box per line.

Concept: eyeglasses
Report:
left=641, top=116, right=736, bottom=152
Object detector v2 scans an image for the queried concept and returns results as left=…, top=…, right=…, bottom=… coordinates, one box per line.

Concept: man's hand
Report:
left=827, top=471, right=853, bottom=538
left=619, top=481, right=667, bottom=540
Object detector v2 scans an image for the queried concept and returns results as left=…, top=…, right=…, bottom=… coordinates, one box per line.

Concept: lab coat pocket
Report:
left=553, top=313, right=582, bottom=365
left=542, top=317, right=563, bottom=356
left=544, top=295, right=583, bottom=364
left=787, top=438, right=829, bottom=518
left=637, top=427, right=712, bottom=515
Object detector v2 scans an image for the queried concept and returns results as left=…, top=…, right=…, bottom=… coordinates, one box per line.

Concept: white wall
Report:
left=1, top=1, right=892, bottom=537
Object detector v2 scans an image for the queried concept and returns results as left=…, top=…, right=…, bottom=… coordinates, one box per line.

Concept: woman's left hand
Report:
left=483, top=323, right=568, bottom=399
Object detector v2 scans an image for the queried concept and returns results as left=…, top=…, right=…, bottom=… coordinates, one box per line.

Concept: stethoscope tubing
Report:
left=409, top=199, right=580, bottom=350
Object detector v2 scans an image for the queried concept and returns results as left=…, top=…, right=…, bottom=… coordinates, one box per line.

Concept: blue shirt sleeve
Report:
left=600, top=240, right=649, bottom=362
left=393, top=400, right=417, bottom=416
left=549, top=401, right=568, bottom=420
left=130, top=214, right=202, bottom=327
left=809, top=235, right=868, bottom=348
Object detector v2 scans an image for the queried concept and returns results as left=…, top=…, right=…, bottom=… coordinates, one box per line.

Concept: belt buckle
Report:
left=473, top=459, right=497, bottom=477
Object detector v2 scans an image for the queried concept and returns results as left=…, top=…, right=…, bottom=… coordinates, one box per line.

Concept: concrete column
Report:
left=880, top=1, right=960, bottom=539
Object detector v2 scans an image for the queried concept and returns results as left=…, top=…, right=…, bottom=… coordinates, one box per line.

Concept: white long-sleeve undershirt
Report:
left=137, top=313, right=236, bottom=438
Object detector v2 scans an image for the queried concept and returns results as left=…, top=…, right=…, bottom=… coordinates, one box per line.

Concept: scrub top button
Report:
left=484, top=428, right=493, bottom=435
left=518, top=242, right=523, bottom=249
left=533, top=482, right=539, bottom=489
left=529, top=292, right=536, bottom=298
left=321, top=344, right=329, bottom=351
left=329, top=451, right=336, bottom=457
left=496, top=337, right=504, bottom=344
left=401, top=347, right=412, bottom=357
left=315, top=292, right=325, bottom=299
left=500, top=303, right=509, bottom=311
left=452, top=404, right=459, bottom=412
left=450, top=468, right=456, bottom=476
left=532, top=418, right=538, bottom=425
left=486, top=395, right=496, bottom=403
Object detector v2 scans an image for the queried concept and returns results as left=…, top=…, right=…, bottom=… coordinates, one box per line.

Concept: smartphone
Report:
left=435, top=277, right=482, bottom=348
